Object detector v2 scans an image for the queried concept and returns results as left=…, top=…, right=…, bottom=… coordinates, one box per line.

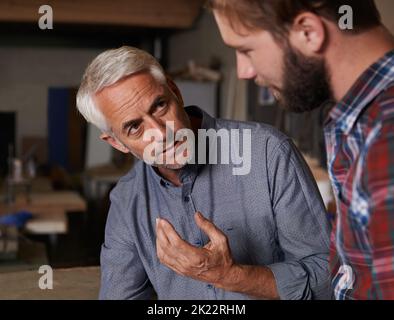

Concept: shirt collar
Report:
left=325, top=49, right=394, bottom=135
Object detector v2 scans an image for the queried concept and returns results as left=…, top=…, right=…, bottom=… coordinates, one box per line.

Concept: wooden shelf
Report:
left=0, top=0, right=204, bottom=29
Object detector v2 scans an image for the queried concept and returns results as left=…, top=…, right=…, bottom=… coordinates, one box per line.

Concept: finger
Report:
left=194, top=212, right=226, bottom=245
left=158, top=219, right=203, bottom=263
left=159, top=218, right=188, bottom=247
left=156, top=218, right=170, bottom=246
left=156, top=233, right=178, bottom=264
left=156, top=218, right=181, bottom=261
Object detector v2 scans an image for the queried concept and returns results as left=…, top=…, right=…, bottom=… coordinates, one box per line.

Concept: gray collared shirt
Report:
left=100, top=106, right=332, bottom=300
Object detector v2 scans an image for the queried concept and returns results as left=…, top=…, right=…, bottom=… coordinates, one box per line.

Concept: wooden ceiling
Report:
left=0, top=0, right=205, bottom=29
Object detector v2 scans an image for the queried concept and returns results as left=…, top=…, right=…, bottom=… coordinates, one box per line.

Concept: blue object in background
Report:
left=0, top=211, right=33, bottom=228
left=48, top=88, right=69, bottom=170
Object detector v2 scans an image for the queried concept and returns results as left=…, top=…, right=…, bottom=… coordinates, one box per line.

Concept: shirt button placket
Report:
left=207, top=284, right=217, bottom=299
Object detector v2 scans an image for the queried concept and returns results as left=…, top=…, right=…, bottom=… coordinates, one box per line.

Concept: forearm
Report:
left=214, top=264, right=280, bottom=300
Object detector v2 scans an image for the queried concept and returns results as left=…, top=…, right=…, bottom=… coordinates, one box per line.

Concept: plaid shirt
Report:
left=324, top=50, right=394, bottom=300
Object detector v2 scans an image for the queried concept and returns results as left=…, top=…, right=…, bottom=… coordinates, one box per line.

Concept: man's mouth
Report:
left=162, top=140, right=181, bottom=155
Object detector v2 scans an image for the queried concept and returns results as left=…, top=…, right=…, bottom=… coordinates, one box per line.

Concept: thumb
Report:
left=194, top=212, right=225, bottom=244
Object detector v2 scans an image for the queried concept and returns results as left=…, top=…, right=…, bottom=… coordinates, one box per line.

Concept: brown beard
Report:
left=278, top=44, right=334, bottom=113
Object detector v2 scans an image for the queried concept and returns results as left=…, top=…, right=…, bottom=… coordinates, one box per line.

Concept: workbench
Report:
left=0, top=191, right=87, bottom=235
left=0, top=266, right=100, bottom=299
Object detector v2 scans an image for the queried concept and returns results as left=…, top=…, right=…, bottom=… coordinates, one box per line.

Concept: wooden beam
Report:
left=0, top=0, right=204, bottom=29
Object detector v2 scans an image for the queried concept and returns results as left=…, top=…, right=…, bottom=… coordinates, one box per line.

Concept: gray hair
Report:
left=76, top=46, right=166, bottom=132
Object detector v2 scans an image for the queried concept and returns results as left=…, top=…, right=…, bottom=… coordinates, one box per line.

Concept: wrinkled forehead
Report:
left=111, top=72, right=165, bottom=94
left=100, top=72, right=165, bottom=102
left=94, top=73, right=167, bottom=120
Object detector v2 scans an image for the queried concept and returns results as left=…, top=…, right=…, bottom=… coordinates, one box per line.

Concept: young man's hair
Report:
left=206, top=0, right=381, bottom=39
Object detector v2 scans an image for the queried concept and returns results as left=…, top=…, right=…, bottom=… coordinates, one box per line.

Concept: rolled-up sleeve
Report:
left=266, top=139, right=333, bottom=300
left=99, top=191, right=154, bottom=300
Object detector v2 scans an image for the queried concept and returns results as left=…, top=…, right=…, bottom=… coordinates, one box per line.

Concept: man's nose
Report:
left=236, top=52, right=257, bottom=80
left=146, top=116, right=167, bottom=140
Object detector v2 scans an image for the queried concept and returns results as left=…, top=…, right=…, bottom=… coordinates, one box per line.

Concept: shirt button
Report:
left=194, top=240, right=202, bottom=246
left=207, top=284, right=213, bottom=289
left=160, top=180, right=170, bottom=187
left=184, top=195, right=191, bottom=202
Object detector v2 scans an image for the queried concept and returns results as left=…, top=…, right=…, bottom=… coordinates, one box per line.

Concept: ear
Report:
left=288, top=12, right=327, bottom=55
left=166, top=75, right=184, bottom=106
left=100, top=133, right=129, bottom=154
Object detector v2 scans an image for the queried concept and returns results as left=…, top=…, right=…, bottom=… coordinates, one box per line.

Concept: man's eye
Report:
left=128, top=124, right=140, bottom=135
left=157, top=100, right=167, bottom=108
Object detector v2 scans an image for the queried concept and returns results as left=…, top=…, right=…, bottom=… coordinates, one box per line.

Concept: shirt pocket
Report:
left=217, top=219, right=258, bottom=266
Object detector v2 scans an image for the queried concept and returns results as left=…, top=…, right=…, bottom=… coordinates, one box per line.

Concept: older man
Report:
left=77, top=46, right=331, bottom=300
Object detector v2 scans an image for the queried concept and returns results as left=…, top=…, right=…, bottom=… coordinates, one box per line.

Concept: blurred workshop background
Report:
left=0, top=0, right=393, bottom=299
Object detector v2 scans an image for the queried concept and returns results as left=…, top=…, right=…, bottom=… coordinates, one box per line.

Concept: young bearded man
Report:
left=209, top=0, right=394, bottom=299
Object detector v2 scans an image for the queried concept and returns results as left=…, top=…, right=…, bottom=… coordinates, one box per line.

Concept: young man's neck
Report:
left=328, top=25, right=394, bottom=102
